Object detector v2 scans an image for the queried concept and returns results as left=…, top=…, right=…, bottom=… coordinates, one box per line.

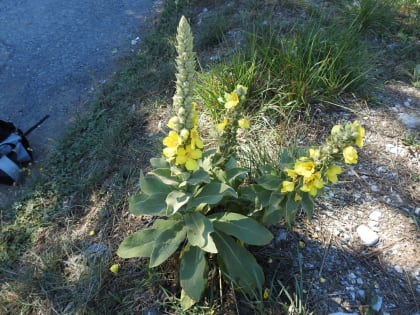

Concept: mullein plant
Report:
left=117, top=15, right=366, bottom=310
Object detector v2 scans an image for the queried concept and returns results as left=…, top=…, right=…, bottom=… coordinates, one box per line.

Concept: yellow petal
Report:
left=281, top=181, right=295, bottom=193
left=343, top=146, right=358, bottom=164
left=238, top=118, right=250, bottom=129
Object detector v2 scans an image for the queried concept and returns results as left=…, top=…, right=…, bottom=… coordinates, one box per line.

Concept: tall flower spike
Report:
left=173, top=16, right=196, bottom=130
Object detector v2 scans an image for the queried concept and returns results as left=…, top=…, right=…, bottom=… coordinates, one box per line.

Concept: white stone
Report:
left=385, top=144, right=407, bottom=156
left=357, top=225, right=379, bottom=246
left=369, top=210, right=382, bottom=221
left=415, top=207, right=420, bottom=216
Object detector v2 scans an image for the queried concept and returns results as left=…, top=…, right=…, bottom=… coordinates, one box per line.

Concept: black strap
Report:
left=24, top=114, right=50, bottom=136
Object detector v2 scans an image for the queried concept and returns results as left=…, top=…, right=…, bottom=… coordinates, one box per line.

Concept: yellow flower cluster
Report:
left=282, top=158, right=341, bottom=197
left=331, top=120, right=365, bottom=164
left=217, top=85, right=250, bottom=131
left=163, top=102, right=204, bottom=171
left=280, top=121, right=365, bottom=198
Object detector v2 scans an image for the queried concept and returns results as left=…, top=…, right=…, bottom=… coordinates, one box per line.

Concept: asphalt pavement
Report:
left=0, top=0, right=155, bottom=157
left=0, top=0, right=155, bottom=204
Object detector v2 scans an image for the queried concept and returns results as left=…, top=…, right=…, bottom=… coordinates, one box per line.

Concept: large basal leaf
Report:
left=209, top=212, right=273, bottom=246
left=184, top=212, right=217, bottom=253
left=180, top=245, right=208, bottom=303
left=129, top=193, right=167, bottom=216
left=117, top=228, right=157, bottom=258
left=148, top=168, right=180, bottom=186
left=187, top=182, right=237, bottom=210
left=213, top=231, right=264, bottom=295
left=166, top=190, right=191, bottom=215
left=150, top=220, right=187, bottom=267
left=140, top=173, right=173, bottom=195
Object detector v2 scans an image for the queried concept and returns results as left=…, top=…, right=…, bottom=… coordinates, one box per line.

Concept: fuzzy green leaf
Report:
left=180, top=245, right=208, bottom=303
left=150, top=220, right=187, bottom=267
left=226, top=168, right=248, bottom=185
left=129, top=193, right=167, bottom=216
left=257, top=174, right=283, bottom=191
left=140, top=173, right=173, bottom=195
left=285, top=196, right=299, bottom=226
left=301, top=193, right=314, bottom=218
left=187, top=182, right=237, bottom=210
left=117, top=219, right=175, bottom=258
left=184, top=212, right=217, bottom=253
left=150, top=157, right=169, bottom=169
left=166, top=191, right=191, bottom=215
left=213, top=231, right=264, bottom=295
left=186, top=168, right=211, bottom=185
left=149, top=168, right=180, bottom=186
left=117, top=229, right=157, bottom=258
left=209, top=212, right=273, bottom=245
left=262, top=191, right=286, bottom=225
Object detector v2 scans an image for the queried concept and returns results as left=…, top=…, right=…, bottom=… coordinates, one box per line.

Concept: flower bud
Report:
left=180, top=129, right=189, bottom=140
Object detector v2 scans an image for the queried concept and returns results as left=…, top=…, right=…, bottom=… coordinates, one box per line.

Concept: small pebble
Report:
left=369, top=210, right=382, bottom=221
left=357, top=225, right=379, bottom=246
left=370, top=184, right=380, bottom=192
left=394, top=265, right=403, bottom=273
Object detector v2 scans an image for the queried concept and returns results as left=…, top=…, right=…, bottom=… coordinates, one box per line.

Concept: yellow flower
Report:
left=224, top=91, right=239, bottom=109
left=190, top=127, right=203, bottom=149
left=110, top=264, right=119, bottom=274
left=285, top=168, right=297, bottom=179
left=309, top=148, right=320, bottom=160
left=217, top=117, right=229, bottom=131
left=331, top=124, right=341, bottom=135
left=351, top=121, right=365, bottom=148
left=300, top=172, right=324, bottom=196
left=89, top=230, right=95, bottom=236
left=325, top=165, right=342, bottom=183
left=163, top=131, right=180, bottom=148
left=281, top=181, right=295, bottom=193
left=263, top=288, right=270, bottom=300
left=294, top=160, right=315, bottom=177
left=294, top=193, right=302, bottom=201
left=343, top=146, right=358, bottom=164
left=238, top=118, right=250, bottom=129
left=175, top=144, right=202, bottom=171
left=163, top=131, right=181, bottom=159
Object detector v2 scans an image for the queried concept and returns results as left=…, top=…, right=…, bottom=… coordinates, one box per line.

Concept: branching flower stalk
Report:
left=162, top=16, right=203, bottom=171
left=215, top=85, right=249, bottom=163
left=281, top=121, right=365, bottom=199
